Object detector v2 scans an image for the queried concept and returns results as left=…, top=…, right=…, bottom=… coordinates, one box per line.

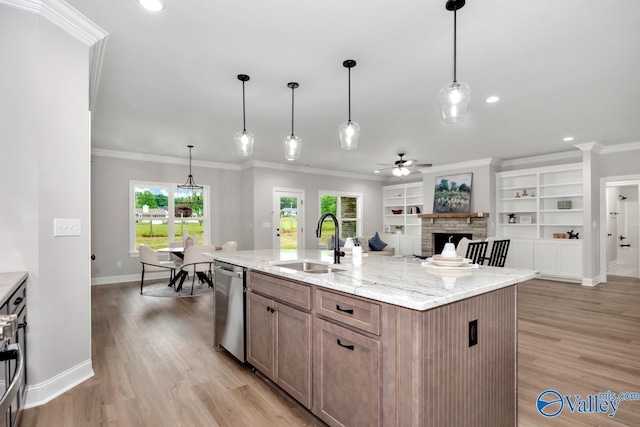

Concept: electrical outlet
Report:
left=469, top=319, right=478, bottom=347
left=116, top=261, right=122, bottom=268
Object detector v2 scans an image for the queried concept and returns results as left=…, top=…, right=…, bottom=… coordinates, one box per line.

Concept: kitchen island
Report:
left=210, top=249, right=537, bottom=427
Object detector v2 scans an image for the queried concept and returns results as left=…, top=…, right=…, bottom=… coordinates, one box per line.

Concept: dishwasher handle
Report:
left=0, top=343, right=24, bottom=416
left=214, top=265, right=244, bottom=279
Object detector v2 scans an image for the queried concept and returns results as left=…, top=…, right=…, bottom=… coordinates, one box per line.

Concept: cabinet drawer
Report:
left=8, top=281, right=26, bottom=315
left=315, top=289, right=380, bottom=335
left=248, top=271, right=311, bottom=310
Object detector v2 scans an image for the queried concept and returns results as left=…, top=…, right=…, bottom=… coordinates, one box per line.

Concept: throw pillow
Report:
left=369, top=232, right=387, bottom=251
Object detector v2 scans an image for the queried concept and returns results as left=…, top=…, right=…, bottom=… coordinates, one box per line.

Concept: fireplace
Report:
left=433, top=233, right=472, bottom=256
left=419, top=213, right=489, bottom=256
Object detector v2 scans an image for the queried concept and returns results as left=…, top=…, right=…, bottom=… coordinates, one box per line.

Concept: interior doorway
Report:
left=273, top=188, right=305, bottom=250
left=603, top=180, right=640, bottom=279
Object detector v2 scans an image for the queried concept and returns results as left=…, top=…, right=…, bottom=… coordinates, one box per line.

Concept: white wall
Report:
left=0, top=5, right=93, bottom=405
left=91, top=155, right=245, bottom=279
left=250, top=168, right=384, bottom=249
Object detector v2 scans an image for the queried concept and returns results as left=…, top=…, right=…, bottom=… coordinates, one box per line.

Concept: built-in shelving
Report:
left=382, top=182, right=423, bottom=256
left=496, top=163, right=584, bottom=281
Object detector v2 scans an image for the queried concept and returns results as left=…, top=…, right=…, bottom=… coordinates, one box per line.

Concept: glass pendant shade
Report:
left=283, top=134, right=302, bottom=161
left=439, top=81, right=470, bottom=123
left=234, top=130, right=254, bottom=156
left=339, top=120, right=360, bottom=150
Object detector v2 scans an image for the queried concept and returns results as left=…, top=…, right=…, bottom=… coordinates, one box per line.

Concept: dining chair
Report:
left=139, top=244, right=176, bottom=294
left=465, top=241, right=489, bottom=265
left=221, top=241, right=238, bottom=252
left=178, top=245, right=215, bottom=294
left=485, top=239, right=510, bottom=267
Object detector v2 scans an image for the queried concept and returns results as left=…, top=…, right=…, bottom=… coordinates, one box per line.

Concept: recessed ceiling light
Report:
left=374, top=170, right=380, bottom=174
left=563, top=136, right=575, bottom=142
left=485, top=96, right=500, bottom=103
left=138, top=0, right=166, bottom=12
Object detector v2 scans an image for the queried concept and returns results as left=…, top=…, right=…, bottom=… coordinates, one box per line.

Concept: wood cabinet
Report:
left=245, top=271, right=517, bottom=426
left=496, top=163, right=584, bottom=280
left=246, top=272, right=312, bottom=408
left=315, top=318, right=381, bottom=427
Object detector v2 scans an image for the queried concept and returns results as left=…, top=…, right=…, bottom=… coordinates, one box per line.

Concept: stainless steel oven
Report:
left=214, top=261, right=246, bottom=362
left=0, top=315, right=24, bottom=427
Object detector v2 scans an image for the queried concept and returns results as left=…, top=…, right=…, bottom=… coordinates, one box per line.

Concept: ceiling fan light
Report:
left=439, top=81, right=470, bottom=123
left=283, top=134, right=302, bottom=161
left=234, top=130, right=254, bottom=156
left=339, top=120, right=360, bottom=150
left=393, top=166, right=410, bottom=177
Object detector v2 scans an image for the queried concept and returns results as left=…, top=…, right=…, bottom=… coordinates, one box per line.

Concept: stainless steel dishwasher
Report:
left=214, top=260, right=246, bottom=362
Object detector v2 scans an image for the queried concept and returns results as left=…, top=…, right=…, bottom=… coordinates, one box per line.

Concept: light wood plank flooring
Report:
left=22, top=276, right=640, bottom=426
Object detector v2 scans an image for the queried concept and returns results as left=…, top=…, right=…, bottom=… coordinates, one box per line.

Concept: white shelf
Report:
left=383, top=182, right=423, bottom=255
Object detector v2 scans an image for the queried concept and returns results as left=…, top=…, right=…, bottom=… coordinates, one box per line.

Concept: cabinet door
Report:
left=315, top=319, right=381, bottom=427
left=246, top=291, right=274, bottom=378
left=534, top=240, right=559, bottom=276
left=557, top=241, right=583, bottom=279
left=505, top=239, right=534, bottom=269
left=274, top=302, right=312, bottom=408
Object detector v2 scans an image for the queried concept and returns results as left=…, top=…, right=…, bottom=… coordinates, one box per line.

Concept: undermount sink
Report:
left=272, top=261, right=344, bottom=274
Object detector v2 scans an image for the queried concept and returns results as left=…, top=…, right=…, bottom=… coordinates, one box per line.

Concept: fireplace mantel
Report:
left=418, top=212, right=490, bottom=219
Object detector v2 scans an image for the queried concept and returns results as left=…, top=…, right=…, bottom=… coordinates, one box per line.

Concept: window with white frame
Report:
left=130, top=180, right=209, bottom=252
left=318, top=191, right=362, bottom=246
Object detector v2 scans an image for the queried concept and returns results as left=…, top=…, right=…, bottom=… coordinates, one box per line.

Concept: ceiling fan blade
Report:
left=407, top=163, right=432, bottom=168
left=402, top=159, right=419, bottom=166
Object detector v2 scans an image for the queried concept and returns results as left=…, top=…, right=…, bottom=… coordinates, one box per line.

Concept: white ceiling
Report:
left=67, top=0, right=640, bottom=176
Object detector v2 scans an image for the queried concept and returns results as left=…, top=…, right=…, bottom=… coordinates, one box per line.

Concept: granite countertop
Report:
left=0, top=272, right=28, bottom=305
left=209, top=250, right=537, bottom=311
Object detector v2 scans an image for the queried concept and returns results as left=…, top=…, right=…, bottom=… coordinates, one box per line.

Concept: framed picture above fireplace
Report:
left=433, top=173, right=472, bottom=213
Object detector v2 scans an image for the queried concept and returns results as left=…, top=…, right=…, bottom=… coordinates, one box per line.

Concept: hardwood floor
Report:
left=21, top=276, right=640, bottom=426
left=518, top=275, right=640, bottom=426
left=21, top=280, right=324, bottom=427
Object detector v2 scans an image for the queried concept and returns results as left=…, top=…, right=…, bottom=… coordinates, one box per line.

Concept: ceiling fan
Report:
left=377, top=153, right=432, bottom=176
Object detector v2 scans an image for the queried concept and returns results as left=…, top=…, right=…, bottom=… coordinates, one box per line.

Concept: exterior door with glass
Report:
left=273, top=189, right=304, bottom=250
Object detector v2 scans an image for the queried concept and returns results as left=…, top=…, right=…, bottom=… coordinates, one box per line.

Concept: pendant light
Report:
left=339, top=59, right=360, bottom=150
left=234, top=74, right=254, bottom=157
left=283, top=82, right=302, bottom=161
left=177, top=145, right=203, bottom=204
left=439, top=0, right=470, bottom=123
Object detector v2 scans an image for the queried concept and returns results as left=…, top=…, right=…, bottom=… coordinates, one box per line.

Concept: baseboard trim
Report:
left=23, top=359, right=94, bottom=409
left=581, top=276, right=603, bottom=287
left=92, top=271, right=172, bottom=286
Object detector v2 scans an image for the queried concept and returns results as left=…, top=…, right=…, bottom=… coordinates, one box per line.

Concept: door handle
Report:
left=336, top=339, right=354, bottom=351
left=336, top=305, right=354, bottom=314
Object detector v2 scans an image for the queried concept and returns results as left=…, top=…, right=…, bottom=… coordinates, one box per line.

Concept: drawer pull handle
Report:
left=335, top=305, right=353, bottom=314
left=18, top=321, right=27, bottom=329
left=13, top=297, right=23, bottom=305
left=336, top=339, right=354, bottom=351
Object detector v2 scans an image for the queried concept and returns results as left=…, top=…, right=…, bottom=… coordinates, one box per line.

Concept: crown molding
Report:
left=418, top=158, right=496, bottom=174
left=92, top=148, right=241, bottom=171
left=574, top=141, right=605, bottom=153
left=240, top=160, right=386, bottom=182
left=499, top=150, right=581, bottom=169
left=598, top=140, right=640, bottom=154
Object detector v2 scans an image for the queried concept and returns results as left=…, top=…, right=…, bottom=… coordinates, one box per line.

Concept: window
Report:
left=318, top=191, right=362, bottom=246
left=130, top=180, right=209, bottom=252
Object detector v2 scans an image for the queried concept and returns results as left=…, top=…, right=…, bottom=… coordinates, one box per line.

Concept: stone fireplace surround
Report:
left=419, top=213, right=489, bottom=256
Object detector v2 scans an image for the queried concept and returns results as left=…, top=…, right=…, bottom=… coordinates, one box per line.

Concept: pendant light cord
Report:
left=242, top=81, right=247, bottom=132
left=453, top=6, right=458, bottom=83
left=291, top=86, right=295, bottom=136
left=348, top=67, right=352, bottom=122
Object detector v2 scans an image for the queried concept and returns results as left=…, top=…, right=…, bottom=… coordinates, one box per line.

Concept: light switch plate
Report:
left=54, top=219, right=81, bottom=236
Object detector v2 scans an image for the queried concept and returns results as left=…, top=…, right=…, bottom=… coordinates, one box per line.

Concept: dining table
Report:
left=156, top=246, right=221, bottom=291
